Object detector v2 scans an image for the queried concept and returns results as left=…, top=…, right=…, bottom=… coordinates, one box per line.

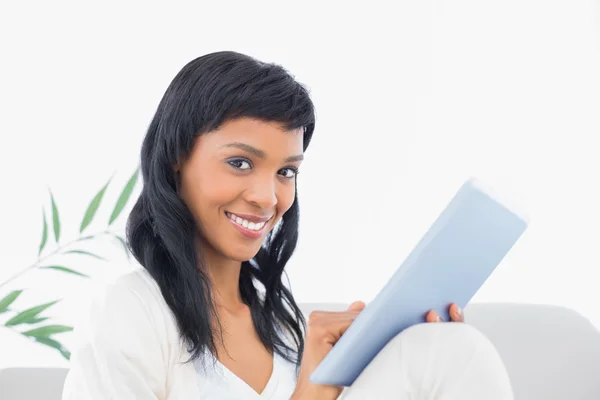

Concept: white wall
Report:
left=0, top=0, right=599, bottom=367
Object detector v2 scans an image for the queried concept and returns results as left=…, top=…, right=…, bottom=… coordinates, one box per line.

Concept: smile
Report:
left=225, top=211, right=272, bottom=238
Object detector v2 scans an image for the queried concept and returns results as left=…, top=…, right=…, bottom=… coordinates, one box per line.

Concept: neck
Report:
left=197, top=240, right=244, bottom=309
left=209, top=259, right=243, bottom=309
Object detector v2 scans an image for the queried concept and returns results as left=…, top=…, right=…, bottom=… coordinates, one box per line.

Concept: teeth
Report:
left=227, top=212, right=268, bottom=231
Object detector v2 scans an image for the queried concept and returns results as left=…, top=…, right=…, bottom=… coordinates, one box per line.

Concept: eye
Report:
left=279, top=167, right=299, bottom=179
left=227, top=158, right=252, bottom=170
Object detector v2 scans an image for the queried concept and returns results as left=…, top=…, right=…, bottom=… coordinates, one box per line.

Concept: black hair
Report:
left=126, top=51, right=314, bottom=369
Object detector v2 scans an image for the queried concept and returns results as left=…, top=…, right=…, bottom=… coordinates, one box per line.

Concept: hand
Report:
left=425, top=303, right=465, bottom=323
left=291, top=301, right=366, bottom=400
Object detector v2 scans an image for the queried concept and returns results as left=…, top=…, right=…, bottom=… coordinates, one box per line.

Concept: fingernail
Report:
left=456, top=306, right=462, bottom=317
left=436, top=315, right=442, bottom=322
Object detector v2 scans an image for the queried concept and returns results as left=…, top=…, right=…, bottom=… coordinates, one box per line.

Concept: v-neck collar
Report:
left=217, top=353, right=280, bottom=398
left=195, top=352, right=281, bottom=399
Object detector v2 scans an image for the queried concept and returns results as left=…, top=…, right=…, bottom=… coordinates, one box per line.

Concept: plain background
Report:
left=1, top=0, right=599, bottom=367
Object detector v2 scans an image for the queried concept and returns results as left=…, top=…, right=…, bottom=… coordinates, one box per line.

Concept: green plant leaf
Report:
left=60, top=348, right=71, bottom=360
left=109, top=168, right=139, bottom=225
left=112, top=234, right=130, bottom=259
left=38, top=209, right=48, bottom=255
left=22, top=324, right=73, bottom=337
left=64, top=250, right=106, bottom=261
left=24, top=317, right=48, bottom=325
left=4, top=301, right=58, bottom=326
left=0, top=290, right=23, bottom=314
left=33, top=336, right=61, bottom=348
left=80, top=179, right=111, bottom=233
left=39, top=265, right=89, bottom=278
left=50, top=191, right=61, bottom=242
left=33, top=336, right=71, bottom=360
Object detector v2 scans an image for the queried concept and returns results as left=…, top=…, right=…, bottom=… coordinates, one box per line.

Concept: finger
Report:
left=347, top=301, right=366, bottom=311
left=313, top=315, right=362, bottom=343
left=425, top=310, right=443, bottom=323
left=314, top=314, right=362, bottom=324
left=309, top=310, right=362, bottom=320
left=308, top=312, right=362, bottom=328
left=333, top=315, right=360, bottom=338
left=449, top=303, right=464, bottom=322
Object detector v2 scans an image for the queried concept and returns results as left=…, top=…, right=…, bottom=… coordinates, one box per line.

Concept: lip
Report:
left=226, top=212, right=273, bottom=223
left=225, top=211, right=273, bottom=239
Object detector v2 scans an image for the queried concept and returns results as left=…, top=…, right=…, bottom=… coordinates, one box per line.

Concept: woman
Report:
left=62, top=51, right=513, bottom=399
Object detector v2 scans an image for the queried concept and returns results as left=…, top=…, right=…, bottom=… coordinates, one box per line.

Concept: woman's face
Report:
left=177, top=117, right=304, bottom=263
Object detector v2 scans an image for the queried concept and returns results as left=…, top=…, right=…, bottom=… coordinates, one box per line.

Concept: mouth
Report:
left=225, top=211, right=273, bottom=239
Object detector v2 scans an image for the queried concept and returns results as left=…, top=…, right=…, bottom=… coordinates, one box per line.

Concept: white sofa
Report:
left=2, top=303, right=600, bottom=399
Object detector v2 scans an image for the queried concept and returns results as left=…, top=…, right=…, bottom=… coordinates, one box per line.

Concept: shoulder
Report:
left=64, top=268, right=195, bottom=398
left=76, top=267, right=179, bottom=352
left=90, top=267, right=164, bottom=320
left=102, top=267, right=163, bottom=308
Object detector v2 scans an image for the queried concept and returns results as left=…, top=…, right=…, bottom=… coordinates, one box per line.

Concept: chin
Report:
left=229, top=253, right=259, bottom=263
left=225, top=244, right=263, bottom=263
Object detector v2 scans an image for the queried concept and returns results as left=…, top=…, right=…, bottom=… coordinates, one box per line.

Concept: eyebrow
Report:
left=222, top=142, right=304, bottom=162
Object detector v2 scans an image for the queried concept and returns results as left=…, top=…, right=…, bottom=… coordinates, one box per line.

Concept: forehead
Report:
left=204, top=118, right=304, bottom=155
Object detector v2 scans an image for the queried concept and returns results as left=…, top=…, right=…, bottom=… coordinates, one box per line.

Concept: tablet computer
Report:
left=309, top=177, right=528, bottom=387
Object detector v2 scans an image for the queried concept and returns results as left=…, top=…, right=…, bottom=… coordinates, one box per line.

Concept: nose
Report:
left=244, top=175, right=278, bottom=210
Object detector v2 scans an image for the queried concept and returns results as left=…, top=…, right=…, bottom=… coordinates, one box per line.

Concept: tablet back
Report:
left=309, top=178, right=528, bottom=386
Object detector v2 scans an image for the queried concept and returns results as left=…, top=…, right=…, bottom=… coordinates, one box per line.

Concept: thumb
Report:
left=347, top=300, right=366, bottom=311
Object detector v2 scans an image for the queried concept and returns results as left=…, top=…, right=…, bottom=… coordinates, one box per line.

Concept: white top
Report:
left=62, top=268, right=299, bottom=399
left=195, top=351, right=297, bottom=399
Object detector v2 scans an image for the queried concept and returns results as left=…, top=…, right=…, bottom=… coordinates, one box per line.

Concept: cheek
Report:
left=276, top=183, right=296, bottom=215
left=180, top=169, right=236, bottom=221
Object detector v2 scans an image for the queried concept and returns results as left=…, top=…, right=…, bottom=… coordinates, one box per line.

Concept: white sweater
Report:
left=62, top=268, right=298, bottom=399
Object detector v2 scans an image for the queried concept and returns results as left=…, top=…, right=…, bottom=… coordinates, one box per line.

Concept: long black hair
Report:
left=125, top=51, right=314, bottom=368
